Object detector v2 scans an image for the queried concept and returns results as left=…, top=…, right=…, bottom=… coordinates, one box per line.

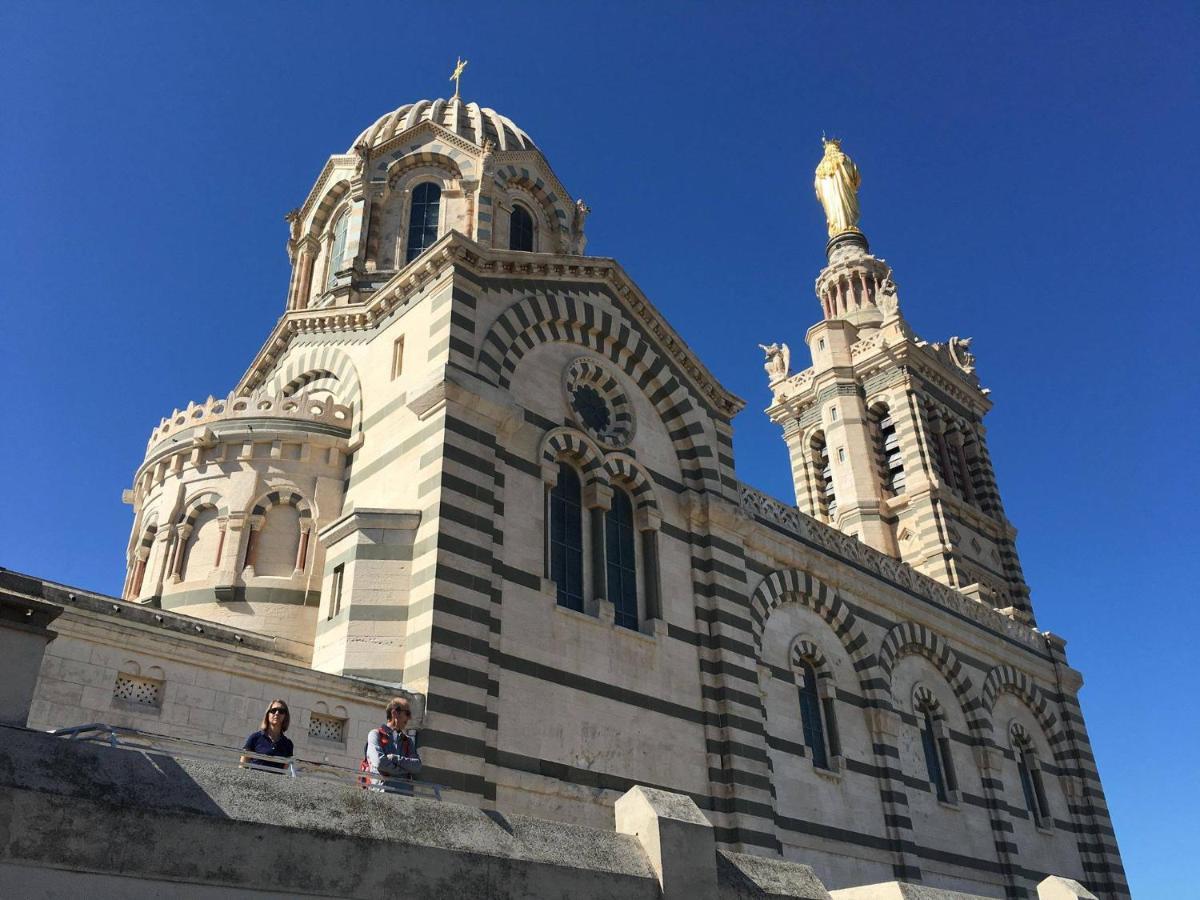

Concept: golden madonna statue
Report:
left=814, top=138, right=862, bottom=237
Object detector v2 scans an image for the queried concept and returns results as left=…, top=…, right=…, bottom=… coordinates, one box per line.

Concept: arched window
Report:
left=605, top=488, right=638, bottom=630
left=796, top=660, right=830, bottom=769
left=1013, top=727, right=1051, bottom=827
left=510, top=204, right=534, bottom=252
left=915, top=693, right=959, bottom=803
left=180, top=507, right=221, bottom=582
left=327, top=211, right=349, bottom=288
left=549, top=462, right=585, bottom=612
left=254, top=504, right=302, bottom=577
left=405, top=182, right=441, bottom=263
left=810, top=432, right=836, bottom=521
left=920, top=709, right=949, bottom=801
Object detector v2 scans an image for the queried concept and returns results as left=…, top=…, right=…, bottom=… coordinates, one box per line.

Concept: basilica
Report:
left=10, top=89, right=1127, bottom=898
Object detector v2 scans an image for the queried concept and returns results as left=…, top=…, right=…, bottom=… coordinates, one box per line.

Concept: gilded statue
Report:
left=814, top=138, right=861, bottom=237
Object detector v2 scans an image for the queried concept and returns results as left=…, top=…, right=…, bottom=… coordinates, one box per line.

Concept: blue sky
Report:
left=2, top=3, right=1196, bottom=895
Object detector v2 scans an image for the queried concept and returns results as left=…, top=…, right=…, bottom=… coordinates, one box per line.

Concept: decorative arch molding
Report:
left=539, top=427, right=605, bottom=486
left=249, top=488, right=313, bottom=523
left=479, top=293, right=716, bottom=491
left=308, top=179, right=352, bottom=237
left=789, top=637, right=830, bottom=678
left=493, top=167, right=569, bottom=249
left=981, top=664, right=1060, bottom=745
left=602, top=454, right=659, bottom=517
left=177, top=491, right=229, bottom=525
left=877, top=621, right=982, bottom=729
left=748, top=568, right=876, bottom=697
left=383, top=151, right=465, bottom=188
left=262, top=345, right=363, bottom=431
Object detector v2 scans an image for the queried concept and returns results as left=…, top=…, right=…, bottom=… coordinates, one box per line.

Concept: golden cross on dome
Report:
left=449, top=57, right=468, bottom=100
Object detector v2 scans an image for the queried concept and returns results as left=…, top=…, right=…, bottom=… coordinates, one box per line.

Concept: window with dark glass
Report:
left=796, top=660, right=829, bottom=769
left=1017, top=745, right=1050, bottom=826
left=510, top=204, right=534, bottom=252
left=605, top=488, right=638, bottom=630
left=549, top=463, right=584, bottom=612
left=921, top=710, right=948, bottom=801
left=405, top=182, right=441, bottom=263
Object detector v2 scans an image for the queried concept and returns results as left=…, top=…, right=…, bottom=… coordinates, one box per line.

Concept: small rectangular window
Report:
left=329, top=564, right=344, bottom=619
left=830, top=406, right=838, bottom=421
left=391, top=336, right=405, bottom=380
left=837, top=447, right=846, bottom=462
left=818, top=338, right=826, bottom=351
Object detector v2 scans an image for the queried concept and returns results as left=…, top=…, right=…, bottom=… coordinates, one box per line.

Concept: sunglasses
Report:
left=268, top=708, right=287, bottom=715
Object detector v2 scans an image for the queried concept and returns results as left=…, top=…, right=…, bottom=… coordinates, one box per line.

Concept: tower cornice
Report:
left=236, top=232, right=745, bottom=418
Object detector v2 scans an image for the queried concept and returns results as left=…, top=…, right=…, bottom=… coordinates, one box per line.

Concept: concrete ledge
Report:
left=0, top=727, right=657, bottom=899
left=1037, top=876, right=1098, bottom=900
left=830, top=883, right=996, bottom=900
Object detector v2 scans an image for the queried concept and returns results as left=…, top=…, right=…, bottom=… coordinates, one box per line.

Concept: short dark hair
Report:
left=260, top=699, right=290, bottom=733
left=386, top=696, right=411, bottom=720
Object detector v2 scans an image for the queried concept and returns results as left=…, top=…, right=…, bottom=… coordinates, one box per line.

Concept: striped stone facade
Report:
left=94, top=99, right=1127, bottom=898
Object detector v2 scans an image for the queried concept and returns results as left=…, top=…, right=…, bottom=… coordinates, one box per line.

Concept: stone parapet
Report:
left=145, top=390, right=352, bottom=456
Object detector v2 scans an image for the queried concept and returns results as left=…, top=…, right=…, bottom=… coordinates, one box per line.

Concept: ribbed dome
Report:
left=351, top=98, right=536, bottom=152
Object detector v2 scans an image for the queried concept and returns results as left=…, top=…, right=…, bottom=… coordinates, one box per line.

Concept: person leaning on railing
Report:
left=362, top=696, right=421, bottom=790
left=240, top=699, right=295, bottom=770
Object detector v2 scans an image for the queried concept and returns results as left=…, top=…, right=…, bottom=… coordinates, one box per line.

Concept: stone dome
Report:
left=351, top=98, right=536, bottom=153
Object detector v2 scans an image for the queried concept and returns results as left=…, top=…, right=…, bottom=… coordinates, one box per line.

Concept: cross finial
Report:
left=450, top=57, right=468, bottom=100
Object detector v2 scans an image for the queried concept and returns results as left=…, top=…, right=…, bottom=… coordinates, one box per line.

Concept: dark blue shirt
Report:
left=242, top=730, right=294, bottom=769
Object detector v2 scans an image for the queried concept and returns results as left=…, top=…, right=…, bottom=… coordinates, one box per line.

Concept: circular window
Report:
left=563, top=357, right=635, bottom=449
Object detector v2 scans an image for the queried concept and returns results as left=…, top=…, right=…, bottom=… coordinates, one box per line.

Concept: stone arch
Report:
left=749, top=568, right=877, bottom=698
left=493, top=167, right=570, bottom=250
left=479, top=293, right=718, bottom=492
left=539, top=427, right=605, bottom=486
left=877, top=621, right=983, bottom=731
left=308, top=179, right=351, bottom=237
left=602, top=454, right=659, bottom=517
left=261, top=345, right=363, bottom=432
left=177, top=491, right=229, bottom=525
left=981, top=664, right=1061, bottom=746
left=249, top=488, right=313, bottom=522
left=789, top=637, right=831, bottom=679
left=383, top=150, right=464, bottom=187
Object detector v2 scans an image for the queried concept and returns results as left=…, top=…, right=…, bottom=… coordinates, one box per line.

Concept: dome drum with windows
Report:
left=283, top=96, right=589, bottom=313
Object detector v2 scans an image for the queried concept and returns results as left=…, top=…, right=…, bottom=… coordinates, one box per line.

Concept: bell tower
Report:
left=763, top=141, right=1034, bottom=622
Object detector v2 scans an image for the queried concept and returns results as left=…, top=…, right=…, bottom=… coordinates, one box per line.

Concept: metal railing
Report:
left=48, top=723, right=441, bottom=800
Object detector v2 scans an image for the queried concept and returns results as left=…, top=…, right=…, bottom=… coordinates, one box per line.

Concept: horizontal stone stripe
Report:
left=418, top=764, right=489, bottom=797
left=706, top=766, right=771, bottom=790
left=496, top=562, right=540, bottom=591
left=348, top=416, right=444, bottom=486
left=698, top=657, right=758, bottom=684
left=706, top=738, right=770, bottom=765
left=418, top=728, right=488, bottom=758
left=425, top=693, right=490, bottom=725
left=701, top=683, right=762, bottom=710
left=774, top=813, right=893, bottom=852
left=689, top=555, right=747, bottom=582
left=497, top=447, right=541, bottom=478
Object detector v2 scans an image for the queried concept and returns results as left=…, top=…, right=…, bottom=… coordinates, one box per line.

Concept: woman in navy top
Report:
left=240, top=699, right=294, bottom=770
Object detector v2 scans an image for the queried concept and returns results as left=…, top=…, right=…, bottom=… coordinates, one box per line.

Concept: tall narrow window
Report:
left=329, top=564, right=345, bottom=620
left=510, top=204, right=534, bottom=252
left=920, top=710, right=949, bottom=801
left=549, top=462, right=584, bottom=612
left=872, top=405, right=906, bottom=495
left=605, top=488, right=638, bottom=630
left=391, top=335, right=406, bottom=380
left=811, top=432, right=836, bottom=521
left=405, top=182, right=441, bottom=263
left=796, top=660, right=829, bottom=769
left=1016, top=739, right=1051, bottom=826
left=327, top=211, right=349, bottom=288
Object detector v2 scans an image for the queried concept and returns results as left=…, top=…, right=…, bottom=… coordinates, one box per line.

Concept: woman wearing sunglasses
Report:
left=240, top=699, right=295, bottom=770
